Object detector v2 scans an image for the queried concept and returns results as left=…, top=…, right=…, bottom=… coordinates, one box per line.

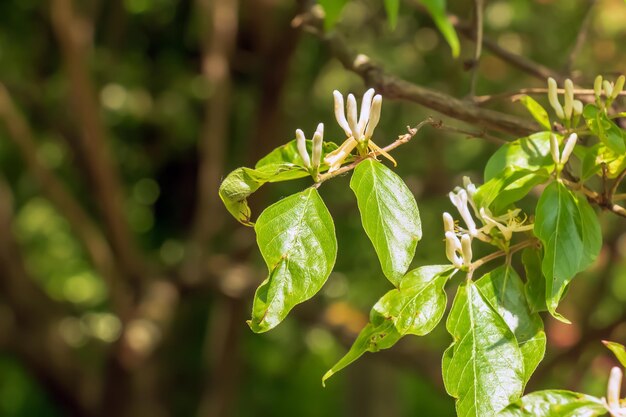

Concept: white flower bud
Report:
left=607, top=367, right=623, bottom=413
left=333, top=90, right=352, bottom=137
left=295, top=129, right=311, bottom=168
left=445, top=231, right=463, bottom=268
left=364, top=94, right=382, bottom=139
left=550, top=133, right=560, bottom=165
left=604, top=80, right=614, bottom=99
left=461, top=234, right=473, bottom=267
left=560, top=133, right=577, bottom=165
left=594, top=75, right=603, bottom=98
left=563, top=79, right=574, bottom=120
left=613, top=75, right=625, bottom=100
left=311, top=123, right=324, bottom=169
left=449, top=190, right=477, bottom=236
left=548, top=77, right=565, bottom=120
left=357, top=88, right=375, bottom=138
left=443, top=212, right=455, bottom=233
left=572, top=100, right=583, bottom=116
left=346, top=94, right=359, bottom=140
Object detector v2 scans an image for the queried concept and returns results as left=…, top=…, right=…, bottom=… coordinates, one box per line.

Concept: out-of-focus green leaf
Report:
left=518, top=96, right=551, bottom=130
left=350, top=159, right=422, bottom=286
left=384, top=0, right=400, bottom=30
left=476, top=265, right=546, bottom=385
left=318, top=0, right=349, bottom=30
left=584, top=104, right=626, bottom=154
left=484, top=131, right=554, bottom=181
left=418, top=0, right=460, bottom=57
left=323, top=265, right=453, bottom=384
left=523, top=247, right=547, bottom=313
left=443, top=281, right=524, bottom=417
left=534, top=182, right=601, bottom=322
left=250, top=188, right=337, bottom=332
left=603, top=340, right=626, bottom=368
left=497, top=390, right=607, bottom=417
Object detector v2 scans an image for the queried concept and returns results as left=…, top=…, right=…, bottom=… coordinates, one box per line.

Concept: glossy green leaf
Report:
left=603, top=340, right=626, bottom=368
left=418, top=0, right=460, bottom=57
left=318, top=0, right=349, bottom=29
left=219, top=164, right=308, bottom=226
left=584, top=104, right=626, bottom=154
left=323, top=265, right=453, bottom=384
left=476, top=265, right=546, bottom=384
left=384, top=0, right=400, bottom=30
left=443, top=281, right=525, bottom=417
left=475, top=167, right=548, bottom=213
left=523, top=247, right=547, bottom=313
left=484, top=131, right=554, bottom=181
left=256, top=139, right=338, bottom=168
left=498, top=390, right=607, bottom=417
left=250, top=188, right=337, bottom=332
left=350, top=159, right=422, bottom=286
left=534, top=182, right=601, bottom=321
left=519, top=96, right=551, bottom=130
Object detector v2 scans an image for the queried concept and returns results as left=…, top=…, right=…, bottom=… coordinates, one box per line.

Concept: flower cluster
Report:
left=595, top=75, right=625, bottom=108
left=547, top=77, right=583, bottom=126
left=295, top=123, right=324, bottom=180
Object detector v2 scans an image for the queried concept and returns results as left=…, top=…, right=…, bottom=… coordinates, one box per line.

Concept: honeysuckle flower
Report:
left=296, top=129, right=311, bottom=168
left=295, top=123, right=324, bottom=178
left=547, top=77, right=583, bottom=124
left=479, top=207, right=533, bottom=241
left=443, top=212, right=455, bottom=233
left=461, top=234, right=472, bottom=267
left=548, top=77, right=565, bottom=120
left=595, top=75, right=604, bottom=100
left=549, top=133, right=578, bottom=166
left=325, top=88, right=395, bottom=172
left=445, top=231, right=464, bottom=269
left=449, top=189, right=478, bottom=237
left=604, top=367, right=626, bottom=417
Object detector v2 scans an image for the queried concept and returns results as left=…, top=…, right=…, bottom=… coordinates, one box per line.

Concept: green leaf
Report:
left=443, top=281, right=525, bottom=417
left=584, top=104, right=626, bottom=154
left=418, top=0, right=460, bottom=57
left=534, top=182, right=601, bottom=321
left=581, top=143, right=626, bottom=180
left=476, top=265, right=546, bottom=385
left=603, top=340, right=626, bottom=368
left=350, top=159, right=422, bottom=286
left=323, top=265, right=453, bottom=384
left=484, top=131, right=554, bottom=181
left=219, top=164, right=308, bottom=225
left=250, top=188, right=337, bottom=332
left=497, top=390, right=607, bottom=417
left=256, top=139, right=338, bottom=168
left=475, top=167, right=548, bottom=213
left=318, top=0, right=349, bottom=30
left=523, top=247, right=547, bottom=313
left=519, top=96, right=551, bottom=130
left=384, top=0, right=400, bottom=30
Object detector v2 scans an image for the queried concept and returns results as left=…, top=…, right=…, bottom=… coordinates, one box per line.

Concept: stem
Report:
left=470, top=239, right=538, bottom=272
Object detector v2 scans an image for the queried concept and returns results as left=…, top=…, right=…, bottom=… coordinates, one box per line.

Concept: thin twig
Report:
left=564, top=0, right=596, bottom=75
left=468, top=0, right=484, bottom=97
left=562, top=178, right=626, bottom=218
left=473, top=87, right=626, bottom=105
left=609, top=167, right=626, bottom=204
left=470, top=239, right=538, bottom=271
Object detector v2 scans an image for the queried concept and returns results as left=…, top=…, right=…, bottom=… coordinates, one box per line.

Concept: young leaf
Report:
left=383, top=0, right=400, bottom=30
left=323, top=265, right=453, bottom=384
left=350, top=159, right=422, bottom=286
left=443, top=281, right=525, bottom=417
left=497, top=390, right=607, bottom=417
left=534, top=182, right=601, bottom=321
left=484, top=131, right=554, bottom=181
left=584, top=104, right=626, bottom=154
left=417, top=0, right=460, bottom=57
left=250, top=188, right=337, bottom=333
left=318, top=0, right=349, bottom=30
left=522, top=247, right=547, bottom=313
left=475, top=167, right=548, bottom=213
left=476, top=265, right=546, bottom=385
left=603, top=340, right=626, bottom=368
left=518, top=96, right=551, bottom=130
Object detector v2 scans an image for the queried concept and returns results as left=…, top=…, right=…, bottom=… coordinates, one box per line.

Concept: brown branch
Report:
left=50, top=0, right=146, bottom=287
left=295, top=11, right=539, bottom=137
left=0, top=83, right=132, bottom=314
left=562, top=178, right=626, bottom=218
left=468, top=0, right=484, bottom=96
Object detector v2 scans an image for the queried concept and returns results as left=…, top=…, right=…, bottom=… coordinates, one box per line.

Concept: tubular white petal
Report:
left=311, top=123, right=324, bottom=168
left=560, top=133, right=577, bottom=165
left=604, top=80, right=614, bottom=99
left=357, top=88, right=375, bottom=137
left=346, top=94, right=359, bottom=139
left=563, top=79, right=574, bottom=119
left=333, top=90, right=352, bottom=137
left=613, top=75, right=625, bottom=100
left=548, top=77, right=565, bottom=119
left=324, top=137, right=358, bottom=172
left=445, top=231, right=463, bottom=268
left=364, top=95, right=382, bottom=139
left=296, top=129, right=311, bottom=168
left=461, top=234, right=473, bottom=267
left=572, top=99, right=583, bottom=116
left=550, top=133, right=560, bottom=165
left=607, top=367, right=623, bottom=411
left=594, top=75, right=603, bottom=98
left=443, top=212, right=455, bottom=233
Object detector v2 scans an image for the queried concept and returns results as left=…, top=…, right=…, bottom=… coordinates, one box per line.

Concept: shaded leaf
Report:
left=350, top=159, right=422, bottom=286
left=523, top=247, right=547, bottom=313
left=443, top=281, right=525, bottom=417
left=584, top=104, right=626, bottom=154
left=484, top=131, right=554, bottom=181
left=250, top=188, right=337, bottom=332
left=498, top=390, right=607, bottom=417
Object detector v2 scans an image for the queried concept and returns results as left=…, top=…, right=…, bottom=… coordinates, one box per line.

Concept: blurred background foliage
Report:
left=0, top=0, right=625, bottom=416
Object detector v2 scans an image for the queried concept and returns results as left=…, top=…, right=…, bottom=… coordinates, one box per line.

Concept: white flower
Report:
left=295, top=123, right=325, bottom=170
left=449, top=189, right=478, bottom=237
left=604, top=367, right=626, bottom=417
left=479, top=207, right=533, bottom=241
